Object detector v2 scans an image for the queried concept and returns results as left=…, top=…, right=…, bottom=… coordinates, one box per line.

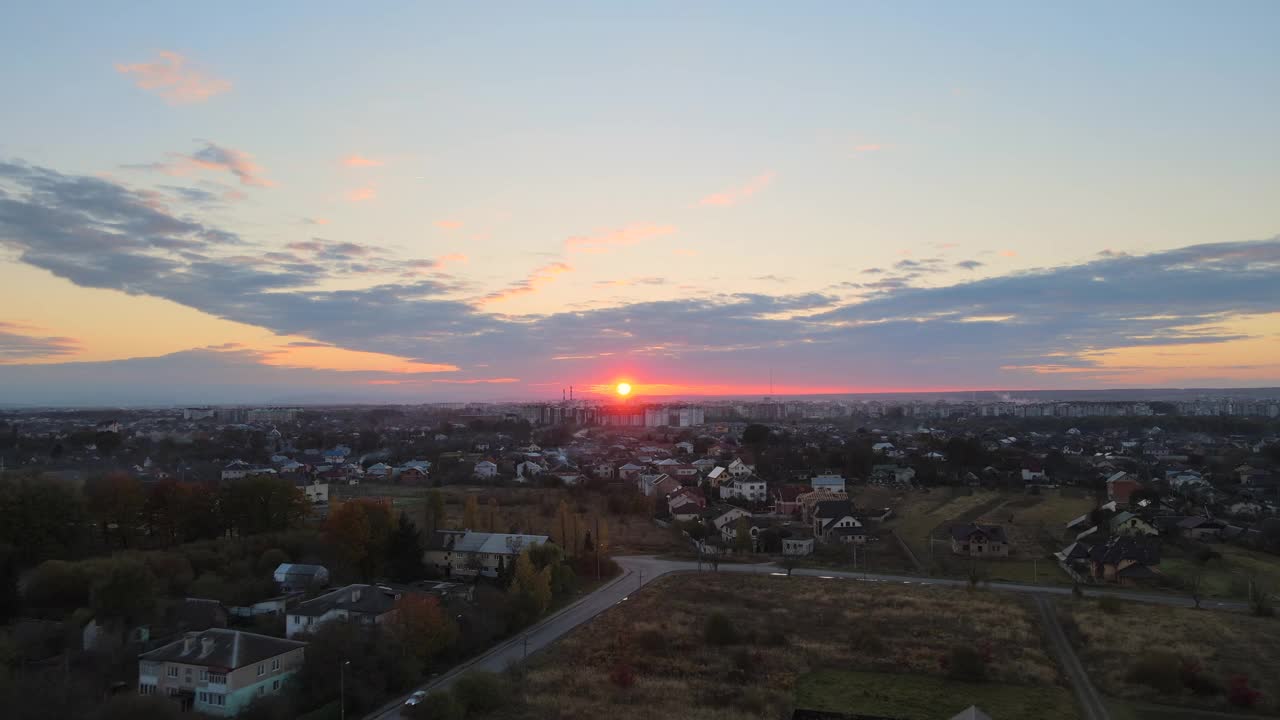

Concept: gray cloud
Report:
left=0, top=322, right=80, bottom=362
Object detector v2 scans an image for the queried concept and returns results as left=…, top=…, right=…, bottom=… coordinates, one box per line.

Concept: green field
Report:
left=1159, top=542, right=1280, bottom=600
left=796, top=669, right=1079, bottom=720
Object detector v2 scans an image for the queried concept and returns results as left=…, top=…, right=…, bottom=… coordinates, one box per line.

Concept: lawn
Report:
left=1159, top=543, right=1280, bottom=600
left=487, top=572, right=1070, bottom=720
left=1065, top=597, right=1280, bottom=714
left=797, top=669, right=1078, bottom=720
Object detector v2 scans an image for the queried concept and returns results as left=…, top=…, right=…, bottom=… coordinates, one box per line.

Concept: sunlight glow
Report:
left=616, top=382, right=632, bottom=396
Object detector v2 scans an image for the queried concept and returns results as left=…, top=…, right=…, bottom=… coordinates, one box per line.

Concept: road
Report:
left=367, top=555, right=1246, bottom=719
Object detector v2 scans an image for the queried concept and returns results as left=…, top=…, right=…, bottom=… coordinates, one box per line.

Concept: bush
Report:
left=944, top=646, right=987, bottom=683
left=609, top=660, right=637, bottom=689
left=404, top=692, right=464, bottom=720
left=847, top=625, right=886, bottom=655
left=704, top=612, right=738, bottom=646
left=452, top=671, right=511, bottom=715
left=1125, top=652, right=1183, bottom=693
left=1228, top=675, right=1262, bottom=708
left=1097, top=595, right=1124, bottom=614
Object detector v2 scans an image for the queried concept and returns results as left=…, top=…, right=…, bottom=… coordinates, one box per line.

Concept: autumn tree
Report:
left=486, top=498, right=499, bottom=532
left=386, top=513, right=426, bottom=582
left=325, top=500, right=394, bottom=582
left=388, top=593, right=459, bottom=666
left=426, top=489, right=446, bottom=532
left=220, top=475, right=307, bottom=535
left=463, top=495, right=480, bottom=530
left=506, top=548, right=552, bottom=629
left=734, top=515, right=752, bottom=553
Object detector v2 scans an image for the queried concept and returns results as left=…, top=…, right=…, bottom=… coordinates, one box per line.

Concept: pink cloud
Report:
left=436, top=253, right=469, bottom=266
left=477, top=262, right=573, bottom=305
left=342, top=154, right=385, bottom=168
left=115, top=51, right=232, bottom=104
left=853, top=143, right=883, bottom=154
left=303, top=217, right=331, bottom=225
left=673, top=248, right=699, bottom=257
left=140, top=142, right=273, bottom=187
left=434, top=220, right=464, bottom=230
left=564, top=223, right=677, bottom=254
left=699, top=172, right=775, bottom=207
left=346, top=187, right=376, bottom=202
left=999, top=250, right=1018, bottom=258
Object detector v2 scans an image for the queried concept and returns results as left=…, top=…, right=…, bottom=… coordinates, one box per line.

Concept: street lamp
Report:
left=339, top=660, right=350, bottom=720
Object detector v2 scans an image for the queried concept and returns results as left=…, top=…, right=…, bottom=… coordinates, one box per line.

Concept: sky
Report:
left=1, top=1, right=1279, bottom=405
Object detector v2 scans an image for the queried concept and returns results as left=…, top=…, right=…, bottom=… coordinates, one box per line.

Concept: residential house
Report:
left=423, top=531, right=549, bottom=579
left=705, top=466, right=727, bottom=487
left=473, top=460, right=498, bottom=479
left=1088, top=537, right=1160, bottom=584
left=949, top=524, right=1010, bottom=557
left=365, top=462, right=392, bottom=479
left=782, top=536, right=815, bottom=556
left=294, top=476, right=328, bottom=504
left=703, top=505, right=750, bottom=536
left=286, top=583, right=419, bottom=639
left=812, top=500, right=863, bottom=542
left=1178, top=516, right=1227, bottom=541
left=137, top=629, right=305, bottom=717
left=515, top=460, right=545, bottom=481
left=797, top=489, right=849, bottom=522
left=638, top=473, right=680, bottom=498
left=726, top=458, right=754, bottom=479
left=1109, top=511, right=1158, bottom=537
left=617, top=462, right=646, bottom=480
left=1106, top=472, right=1142, bottom=506
left=720, top=474, right=767, bottom=503
left=592, top=461, right=616, bottom=480
left=810, top=474, right=847, bottom=494
left=771, top=485, right=810, bottom=517
left=669, top=497, right=704, bottom=522
left=272, top=564, right=329, bottom=593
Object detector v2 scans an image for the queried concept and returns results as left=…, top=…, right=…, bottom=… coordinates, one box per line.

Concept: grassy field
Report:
left=1065, top=597, right=1280, bottom=714
left=487, top=572, right=1072, bottom=720
left=1160, top=543, right=1280, bottom=600
left=797, top=669, right=1078, bottom=720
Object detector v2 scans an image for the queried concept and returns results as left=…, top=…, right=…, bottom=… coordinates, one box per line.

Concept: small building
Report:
left=949, top=524, right=1010, bottom=557
left=272, top=563, right=329, bottom=593
left=286, top=583, right=415, bottom=639
left=1178, top=516, right=1226, bottom=541
left=138, top=629, right=305, bottom=717
left=810, top=474, right=847, bottom=494
left=782, top=536, right=815, bottom=556
left=1109, top=511, right=1158, bottom=537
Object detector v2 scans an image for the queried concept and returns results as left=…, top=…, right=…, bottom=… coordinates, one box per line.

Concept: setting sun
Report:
left=616, top=382, right=632, bottom=396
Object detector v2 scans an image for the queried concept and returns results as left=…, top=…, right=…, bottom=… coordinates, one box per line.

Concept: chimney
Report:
left=350, top=587, right=363, bottom=603
left=200, top=636, right=215, bottom=656
left=182, top=631, right=199, bottom=654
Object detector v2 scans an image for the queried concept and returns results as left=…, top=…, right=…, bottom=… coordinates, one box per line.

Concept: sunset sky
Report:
left=2, top=2, right=1279, bottom=405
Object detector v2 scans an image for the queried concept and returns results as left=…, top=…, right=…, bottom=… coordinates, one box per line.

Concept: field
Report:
left=1159, top=542, right=1280, bottom=600
left=797, top=669, right=1077, bottom=720
left=334, top=482, right=684, bottom=554
left=885, top=487, right=1094, bottom=584
left=1064, top=598, right=1280, bottom=714
left=488, top=572, right=1073, bottom=720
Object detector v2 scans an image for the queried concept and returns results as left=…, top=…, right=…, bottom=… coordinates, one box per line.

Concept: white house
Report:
left=726, top=458, right=754, bottom=479
left=810, top=474, right=846, bottom=493
left=294, top=477, right=329, bottom=504
left=782, top=536, right=815, bottom=556
left=720, top=475, right=767, bottom=503
left=473, top=460, right=498, bottom=479
left=423, top=531, right=549, bottom=578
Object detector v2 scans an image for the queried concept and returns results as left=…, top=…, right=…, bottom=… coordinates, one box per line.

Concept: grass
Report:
left=1065, top=597, right=1280, bottom=714
left=797, top=668, right=1078, bottom=720
left=1159, top=543, right=1280, bottom=600
left=488, top=572, right=1070, bottom=720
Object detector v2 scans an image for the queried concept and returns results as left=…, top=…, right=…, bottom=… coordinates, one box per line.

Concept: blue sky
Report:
left=1, top=2, right=1278, bottom=403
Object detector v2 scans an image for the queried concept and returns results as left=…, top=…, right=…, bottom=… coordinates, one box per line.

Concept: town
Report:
left=1, top=393, right=1278, bottom=720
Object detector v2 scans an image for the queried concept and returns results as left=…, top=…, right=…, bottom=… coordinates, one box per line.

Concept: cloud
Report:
left=564, top=223, right=676, bottom=254
left=346, top=187, right=376, bottom=202
left=593, top=276, right=668, bottom=288
left=999, top=250, right=1018, bottom=258
left=752, top=274, right=792, bottom=283
left=0, top=322, right=80, bottom=363
left=114, top=51, right=232, bottom=104
left=852, top=143, right=883, bottom=155
left=673, top=248, right=699, bottom=257
left=698, top=172, right=775, bottom=207
left=342, top=154, right=385, bottom=168
left=956, top=260, right=984, bottom=270
left=478, top=262, right=573, bottom=305
left=862, top=268, right=884, bottom=274
left=434, top=220, right=464, bottom=230
left=302, top=217, right=331, bottom=225
left=126, top=141, right=273, bottom=187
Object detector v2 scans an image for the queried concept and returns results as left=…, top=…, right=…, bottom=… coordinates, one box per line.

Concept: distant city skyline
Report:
left=2, top=2, right=1279, bottom=403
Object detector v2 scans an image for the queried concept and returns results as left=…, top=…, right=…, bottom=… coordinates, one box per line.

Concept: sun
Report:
left=616, top=382, right=632, bottom=397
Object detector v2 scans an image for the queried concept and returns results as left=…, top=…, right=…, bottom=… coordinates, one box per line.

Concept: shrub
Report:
left=1097, top=596, right=1124, bottom=614
left=452, top=671, right=511, bottom=715
left=944, top=646, right=987, bottom=683
left=1125, top=652, right=1183, bottom=693
left=609, top=660, right=637, bottom=689
left=704, top=612, right=738, bottom=646
left=847, top=625, right=886, bottom=655
left=1228, top=675, right=1262, bottom=708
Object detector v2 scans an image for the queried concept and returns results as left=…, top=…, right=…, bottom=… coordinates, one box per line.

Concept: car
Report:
left=404, top=690, right=427, bottom=706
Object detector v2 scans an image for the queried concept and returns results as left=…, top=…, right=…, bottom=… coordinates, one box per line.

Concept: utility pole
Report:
left=638, top=570, right=643, bottom=590
left=523, top=634, right=529, bottom=659
left=595, top=515, right=601, bottom=581
left=339, top=659, right=350, bottom=720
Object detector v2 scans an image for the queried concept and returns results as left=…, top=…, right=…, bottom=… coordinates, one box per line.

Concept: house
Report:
left=726, top=458, right=754, bottom=479
left=294, top=476, right=329, bottom=504
left=638, top=473, right=679, bottom=498
left=949, top=524, right=1010, bottom=557
left=704, top=505, right=751, bottom=535
left=137, top=629, right=306, bottom=716
left=705, top=466, right=727, bottom=486
left=1178, top=516, right=1226, bottom=541
left=473, top=460, right=498, bottom=479
left=515, top=460, right=545, bottom=481
left=221, top=461, right=275, bottom=482
left=675, top=441, right=694, bottom=454
left=871, top=442, right=897, bottom=455
left=797, top=489, right=849, bottom=522
left=286, top=583, right=418, bottom=639
left=1106, top=472, right=1142, bottom=506
left=618, top=462, right=646, bottom=480
left=670, top=497, right=704, bottom=522
left=592, top=462, right=616, bottom=480
left=1109, top=511, right=1158, bottom=537
left=812, top=500, right=862, bottom=541
left=272, top=563, right=329, bottom=593
left=1088, top=537, right=1160, bottom=584
left=365, top=462, right=392, bottom=479
left=810, top=474, right=847, bottom=494
left=423, top=531, right=549, bottom=579
left=772, top=485, right=810, bottom=516
left=782, top=536, right=815, bottom=556
left=668, top=486, right=707, bottom=511
left=721, top=475, right=767, bottom=503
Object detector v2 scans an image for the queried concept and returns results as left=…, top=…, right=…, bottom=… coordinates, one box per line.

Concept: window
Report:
left=139, top=684, right=155, bottom=696
left=209, top=673, right=226, bottom=685
left=272, top=679, right=280, bottom=690
left=257, top=663, right=265, bottom=676
left=167, top=666, right=178, bottom=678
left=271, top=658, right=280, bottom=671
left=200, top=669, right=208, bottom=682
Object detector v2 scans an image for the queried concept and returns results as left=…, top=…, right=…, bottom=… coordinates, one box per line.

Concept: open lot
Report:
left=1065, top=597, right=1280, bottom=714
left=1159, top=542, right=1280, bottom=601
left=488, top=572, right=1073, bottom=720
left=798, top=669, right=1078, bottom=720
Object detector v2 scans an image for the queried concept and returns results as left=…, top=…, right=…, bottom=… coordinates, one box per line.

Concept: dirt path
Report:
left=1035, top=595, right=1110, bottom=720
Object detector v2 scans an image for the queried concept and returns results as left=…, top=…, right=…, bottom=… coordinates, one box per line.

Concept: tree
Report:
left=22, top=559, right=90, bottom=610
left=506, top=548, right=552, bottom=628
left=0, top=545, right=19, bottom=623
left=734, top=516, right=752, bottom=553
left=742, top=424, right=771, bottom=447
left=325, top=500, right=394, bottom=582
left=93, top=430, right=123, bottom=456
left=426, top=489, right=446, bottom=532
left=463, top=495, right=480, bottom=530
left=90, top=556, right=158, bottom=627
left=451, top=671, right=512, bottom=716
left=1188, top=572, right=1204, bottom=610
left=83, top=472, right=145, bottom=548
left=219, top=475, right=307, bottom=535
left=388, top=593, right=458, bottom=666
left=486, top=497, right=500, bottom=532
left=781, top=554, right=799, bottom=576
left=386, top=513, right=426, bottom=582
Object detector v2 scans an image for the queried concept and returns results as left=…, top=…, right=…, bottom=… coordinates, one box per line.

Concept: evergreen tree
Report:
left=426, top=490, right=446, bottom=532
left=463, top=495, right=480, bottom=530
left=387, top=513, right=426, bottom=582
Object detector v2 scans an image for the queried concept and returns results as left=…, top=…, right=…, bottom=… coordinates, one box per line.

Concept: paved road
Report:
left=367, top=555, right=1246, bottom=718
left=1035, top=595, right=1109, bottom=720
